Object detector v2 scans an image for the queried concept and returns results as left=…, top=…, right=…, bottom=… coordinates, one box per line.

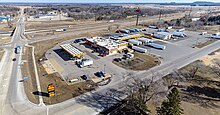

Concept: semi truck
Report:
left=148, top=43, right=166, bottom=50
left=210, top=33, right=220, bottom=39
left=15, top=46, right=21, bottom=54
left=80, top=59, right=94, bottom=68
left=128, top=39, right=142, bottom=46
left=132, top=46, right=147, bottom=53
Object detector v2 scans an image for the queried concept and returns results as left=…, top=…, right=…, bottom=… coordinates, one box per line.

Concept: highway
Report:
left=0, top=7, right=219, bottom=115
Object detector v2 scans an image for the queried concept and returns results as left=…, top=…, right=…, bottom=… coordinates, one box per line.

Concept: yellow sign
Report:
left=49, top=92, right=55, bottom=97
left=47, top=84, right=55, bottom=97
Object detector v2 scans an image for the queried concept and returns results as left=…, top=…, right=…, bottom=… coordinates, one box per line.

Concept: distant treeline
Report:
left=24, top=4, right=182, bottom=21
left=0, top=6, right=20, bottom=17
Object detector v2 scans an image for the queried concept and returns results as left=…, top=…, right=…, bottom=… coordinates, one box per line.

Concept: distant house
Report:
left=48, top=11, right=58, bottom=15
left=192, top=18, right=200, bottom=21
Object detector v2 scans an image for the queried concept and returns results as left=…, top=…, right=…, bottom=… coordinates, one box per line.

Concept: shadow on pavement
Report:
left=53, top=49, right=72, bottom=61
left=33, top=91, right=49, bottom=97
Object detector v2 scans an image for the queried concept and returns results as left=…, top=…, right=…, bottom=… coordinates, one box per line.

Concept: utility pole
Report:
left=159, top=10, right=162, bottom=21
left=136, top=7, right=141, bottom=27
left=188, top=6, right=192, bottom=18
left=58, top=9, right=61, bottom=21
left=104, top=64, right=106, bottom=73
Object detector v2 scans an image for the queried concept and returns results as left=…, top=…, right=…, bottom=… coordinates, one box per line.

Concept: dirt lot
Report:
left=0, top=48, right=4, bottom=61
left=0, top=23, right=14, bottom=32
left=147, top=49, right=220, bottom=115
left=40, top=73, right=96, bottom=105
left=196, top=25, right=220, bottom=34
left=21, top=47, right=39, bottom=104
left=113, top=52, right=160, bottom=71
left=193, top=39, right=217, bottom=48
left=25, top=33, right=104, bottom=104
left=0, top=35, right=11, bottom=44
left=25, top=20, right=97, bottom=30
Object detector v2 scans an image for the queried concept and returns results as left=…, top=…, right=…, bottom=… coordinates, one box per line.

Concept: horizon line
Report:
left=0, top=2, right=219, bottom=4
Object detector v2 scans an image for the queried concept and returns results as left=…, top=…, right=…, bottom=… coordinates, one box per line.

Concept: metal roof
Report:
left=60, top=44, right=84, bottom=56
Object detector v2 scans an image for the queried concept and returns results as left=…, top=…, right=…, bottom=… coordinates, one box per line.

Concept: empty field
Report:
left=113, top=52, right=160, bottom=71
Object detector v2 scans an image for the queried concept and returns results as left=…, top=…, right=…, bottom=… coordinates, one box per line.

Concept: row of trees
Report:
left=155, top=13, right=220, bottom=29
left=0, top=5, right=20, bottom=17
left=24, top=4, right=181, bottom=21
left=104, top=71, right=185, bottom=115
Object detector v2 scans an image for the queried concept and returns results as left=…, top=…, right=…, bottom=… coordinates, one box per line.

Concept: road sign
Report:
left=49, top=92, right=55, bottom=97
left=47, top=84, right=55, bottom=97
left=23, top=76, right=28, bottom=81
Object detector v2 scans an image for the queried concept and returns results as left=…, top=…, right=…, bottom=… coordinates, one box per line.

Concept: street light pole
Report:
left=104, top=64, right=106, bottom=73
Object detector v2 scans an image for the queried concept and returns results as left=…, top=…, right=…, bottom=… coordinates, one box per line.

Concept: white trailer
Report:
left=55, top=29, right=66, bottom=32
left=128, top=39, right=142, bottom=45
left=148, top=43, right=166, bottom=50
left=172, top=32, right=187, bottom=37
left=80, top=60, right=94, bottom=68
left=132, top=46, right=147, bottom=53
left=210, top=33, right=220, bottom=39
left=69, top=78, right=80, bottom=83
left=154, top=32, right=172, bottom=40
left=166, top=26, right=172, bottom=29
left=177, top=28, right=185, bottom=32
left=149, top=26, right=157, bottom=29
left=200, top=32, right=207, bottom=35
left=138, top=37, right=153, bottom=44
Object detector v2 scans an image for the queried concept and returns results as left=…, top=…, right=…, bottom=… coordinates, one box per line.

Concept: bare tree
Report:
left=211, top=59, right=220, bottom=77
left=120, top=72, right=169, bottom=113
left=163, top=70, right=186, bottom=89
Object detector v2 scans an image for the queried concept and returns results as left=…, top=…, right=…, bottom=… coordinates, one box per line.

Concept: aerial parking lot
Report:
left=43, top=26, right=219, bottom=86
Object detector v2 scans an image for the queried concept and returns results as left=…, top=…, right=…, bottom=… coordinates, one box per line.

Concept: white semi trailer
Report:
left=128, top=39, right=142, bottom=45
left=80, top=60, right=94, bottom=68
left=132, top=46, right=147, bottom=53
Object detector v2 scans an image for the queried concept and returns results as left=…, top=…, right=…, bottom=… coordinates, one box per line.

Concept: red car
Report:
left=99, top=54, right=107, bottom=57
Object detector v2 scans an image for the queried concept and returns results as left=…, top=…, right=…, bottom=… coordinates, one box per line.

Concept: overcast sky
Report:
left=0, top=0, right=219, bottom=3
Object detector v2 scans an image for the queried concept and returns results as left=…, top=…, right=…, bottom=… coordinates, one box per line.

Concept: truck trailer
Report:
left=80, top=60, right=94, bottom=68
left=148, top=43, right=166, bottom=50
left=137, top=37, right=153, bottom=44
left=132, top=46, right=147, bottom=53
left=128, top=39, right=142, bottom=45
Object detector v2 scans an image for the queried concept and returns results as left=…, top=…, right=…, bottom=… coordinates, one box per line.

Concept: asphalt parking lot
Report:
left=45, top=39, right=127, bottom=83
left=44, top=29, right=215, bottom=85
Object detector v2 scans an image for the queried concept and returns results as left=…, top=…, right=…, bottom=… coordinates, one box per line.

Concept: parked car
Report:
left=114, top=58, right=122, bottom=62
left=74, top=39, right=83, bottom=43
left=95, top=71, right=103, bottom=77
left=99, top=53, right=107, bottom=57
left=100, top=71, right=106, bottom=77
left=12, top=58, right=16, bottom=61
left=81, top=75, right=89, bottom=80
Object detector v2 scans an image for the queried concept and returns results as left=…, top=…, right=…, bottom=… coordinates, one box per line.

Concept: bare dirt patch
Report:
left=0, top=48, right=4, bottom=61
left=21, top=46, right=39, bottom=104
left=40, top=73, right=96, bottom=105
left=113, top=52, right=160, bottom=71
left=193, top=39, right=217, bottom=48
left=0, top=36, right=11, bottom=44
left=26, top=34, right=103, bottom=104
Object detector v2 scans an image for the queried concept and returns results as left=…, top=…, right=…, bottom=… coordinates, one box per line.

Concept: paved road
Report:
left=0, top=8, right=220, bottom=115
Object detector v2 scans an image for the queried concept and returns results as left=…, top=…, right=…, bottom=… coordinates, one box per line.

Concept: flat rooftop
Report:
left=60, top=43, right=84, bottom=57
left=86, top=37, right=127, bottom=50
